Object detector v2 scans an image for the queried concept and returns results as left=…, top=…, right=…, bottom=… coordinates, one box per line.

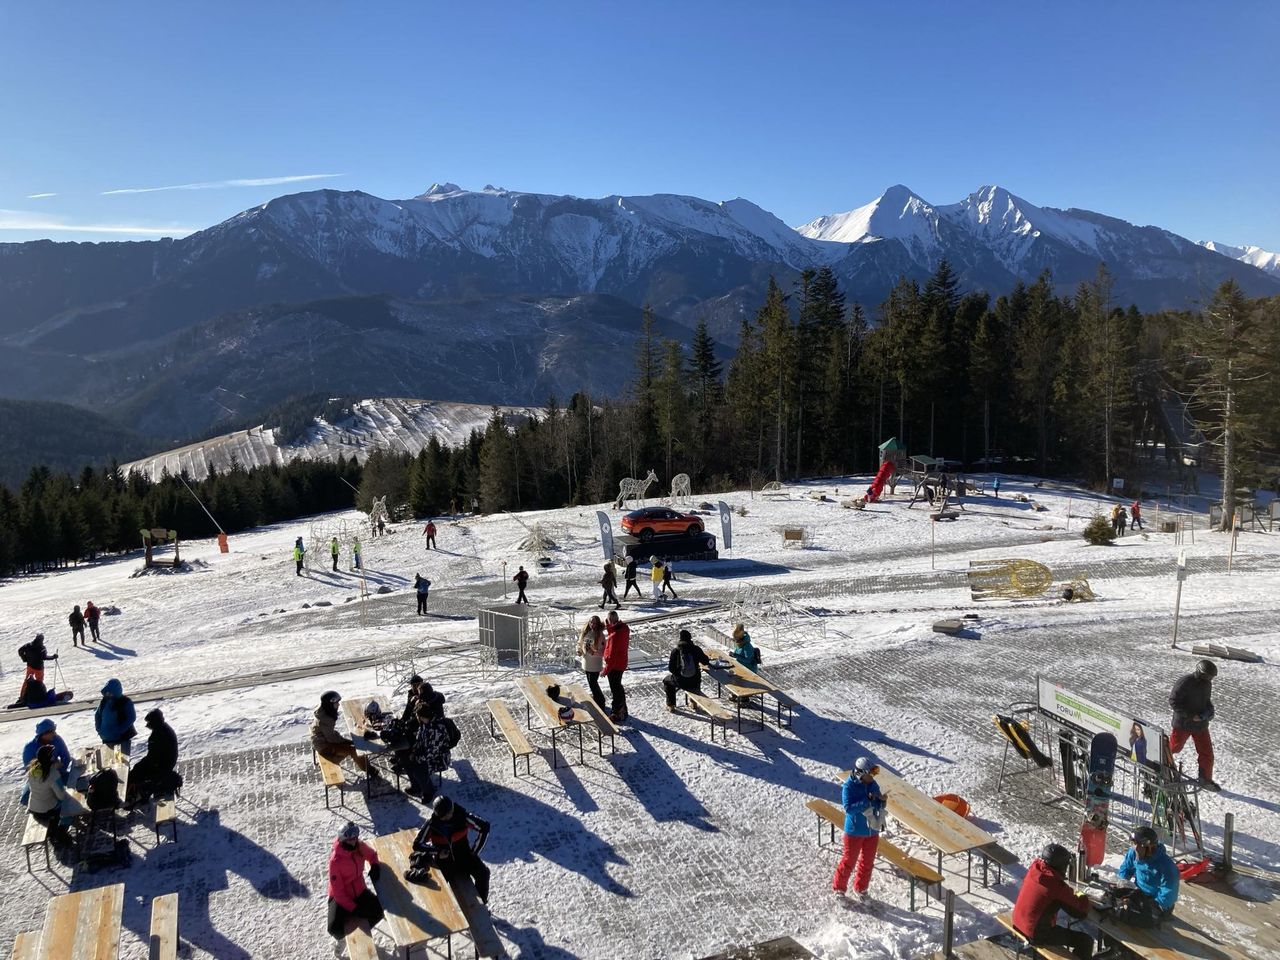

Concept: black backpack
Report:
left=444, top=717, right=461, bottom=749
left=680, top=648, right=699, bottom=679
left=18, top=642, right=33, bottom=665
left=86, top=768, right=121, bottom=811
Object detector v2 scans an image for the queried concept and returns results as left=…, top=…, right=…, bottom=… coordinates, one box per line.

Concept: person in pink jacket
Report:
left=327, top=822, right=384, bottom=939
left=603, top=611, right=631, bottom=723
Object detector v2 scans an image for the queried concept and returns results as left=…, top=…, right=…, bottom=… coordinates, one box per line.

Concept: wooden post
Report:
left=943, top=889, right=955, bottom=958
left=1066, top=495, right=1073, bottom=531
left=1223, top=812, right=1234, bottom=873
left=931, top=518, right=936, bottom=570
left=1227, top=512, right=1237, bottom=574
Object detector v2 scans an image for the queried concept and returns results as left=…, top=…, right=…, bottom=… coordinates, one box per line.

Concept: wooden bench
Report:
left=769, top=689, right=796, bottom=728
left=154, top=799, right=177, bottom=843
left=973, top=842, right=1018, bottom=887
left=804, top=798, right=942, bottom=911
left=318, top=755, right=346, bottom=808
left=344, top=921, right=377, bottom=960
left=10, top=931, right=38, bottom=960
left=487, top=699, right=535, bottom=777
left=574, top=696, right=620, bottom=756
left=22, top=815, right=50, bottom=873
left=149, top=892, right=178, bottom=960
left=994, top=912, right=1079, bottom=959
left=683, top=691, right=732, bottom=742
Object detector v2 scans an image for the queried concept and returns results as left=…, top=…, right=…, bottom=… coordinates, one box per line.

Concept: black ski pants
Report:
left=584, top=671, right=607, bottom=709
left=600, top=587, right=619, bottom=608
left=623, top=578, right=641, bottom=598
left=606, top=669, right=627, bottom=719
left=327, top=890, right=384, bottom=938
left=417, top=594, right=428, bottom=615
left=444, top=846, right=490, bottom=903
left=1033, top=926, right=1093, bottom=959
left=516, top=586, right=528, bottom=604
left=664, top=672, right=701, bottom=708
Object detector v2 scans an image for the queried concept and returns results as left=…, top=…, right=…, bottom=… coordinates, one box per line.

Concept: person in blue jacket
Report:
left=20, top=718, right=72, bottom=805
left=832, top=756, right=887, bottom=901
left=1113, top=826, right=1179, bottom=926
left=94, top=678, right=137, bottom=755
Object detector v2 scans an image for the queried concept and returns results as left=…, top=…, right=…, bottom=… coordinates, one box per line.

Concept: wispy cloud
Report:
left=0, top=209, right=195, bottom=237
left=103, top=173, right=344, bottom=195
left=26, top=192, right=58, bottom=199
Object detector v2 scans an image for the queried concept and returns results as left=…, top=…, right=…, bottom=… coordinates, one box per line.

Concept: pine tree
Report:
left=478, top=413, right=518, bottom=512
left=756, top=277, right=794, bottom=480
left=1010, top=274, right=1064, bottom=473
left=686, top=318, right=723, bottom=476
left=630, top=304, right=660, bottom=476
left=726, top=315, right=766, bottom=471
left=656, top=339, right=688, bottom=481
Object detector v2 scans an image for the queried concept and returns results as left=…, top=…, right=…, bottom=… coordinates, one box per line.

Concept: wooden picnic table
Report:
left=514, top=675, right=591, bottom=768
left=1178, top=875, right=1280, bottom=958
left=73, top=745, right=130, bottom=799
left=370, top=828, right=469, bottom=960
left=340, top=696, right=392, bottom=755
left=703, top=645, right=793, bottom=729
left=1089, top=903, right=1253, bottom=960
left=34, top=882, right=124, bottom=960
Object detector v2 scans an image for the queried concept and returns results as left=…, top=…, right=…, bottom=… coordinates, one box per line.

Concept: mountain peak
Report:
left=419, top=182, right=464, bottom=198
left=1200, top=240, right=1280, bottom=276
left=795, top=184, right=937, bottom=249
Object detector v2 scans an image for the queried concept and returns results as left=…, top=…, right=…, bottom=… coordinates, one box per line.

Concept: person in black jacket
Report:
left=663, top=629, right=709, bottom=712
left=622, top=557, right=641, bottom=599
left=408, top=795, right=491, bottom=902
left=126, top=709, right=181, bottom=808
left=14, top=633, right=57, bottom=706
left=69, top=605, right=87, bottom=647
left=1169, top=659, right=1219, bottom=791
left=513, top=566, right=530, bottom=604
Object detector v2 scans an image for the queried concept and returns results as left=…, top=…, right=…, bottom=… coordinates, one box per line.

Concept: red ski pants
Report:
left=1169, top=727, right=1213, bottom=780
left=833, top=833, right=878, bottom=894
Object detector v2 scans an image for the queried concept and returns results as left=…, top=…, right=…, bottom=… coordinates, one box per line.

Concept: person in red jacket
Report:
left=423, top=520, right=437, bottom=549
left=603, top=610, right=630, bottom=723
left=1012, top=843, right=1094, bottom=958
left=327, top=821, right=384, bottom=939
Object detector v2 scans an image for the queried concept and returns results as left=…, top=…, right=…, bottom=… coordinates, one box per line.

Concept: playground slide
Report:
left=866, top=461, right=895, bottom=502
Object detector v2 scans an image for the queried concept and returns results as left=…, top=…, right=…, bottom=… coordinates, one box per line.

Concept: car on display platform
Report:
left=621, top=506, right=705, bottom=541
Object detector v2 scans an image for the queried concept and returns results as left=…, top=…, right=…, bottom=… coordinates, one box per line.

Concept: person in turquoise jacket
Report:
left=1114, top=826, right=1179, bottom=925
left=95, top=678, right=138, bottom=755
left=729, top=624, right=760, bottom=670
left=832, top=756, right=886, bottom=900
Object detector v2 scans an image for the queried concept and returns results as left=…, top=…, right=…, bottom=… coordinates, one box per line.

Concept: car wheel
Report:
left=687, top=524, right=701, bottom=537
left=639, top=529, right=654, bottom=542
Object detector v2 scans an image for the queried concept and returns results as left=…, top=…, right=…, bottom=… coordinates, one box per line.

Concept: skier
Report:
left=414, top=574, right=432, bottom=615
left=326, top=822, right=384, bottom=940
left=84, top=600, right=102, bottom=642
left=832, top=757, right=886, bottom=903
left=577, top=616, right=607, bottom=710
left=513, top=566, right=529, bottom=604
left=423, top=520, right=437, bottom=550
left=598, top=563, right=620, bottom=609
left=622, top=557, right=641, bottom=599
left=650, top=559, right=664, bottom=600
left=125, top=709, right=181, bottom=809
left=352, top=536, right=362, bottom=571
left=94, top=678, right=137, bottom=755
left=661, top=558, right=679, bottom=599
left=730, top=624, right=761, bottom=670
left=69, top=605, right=86, bottom=646
left=1011, top=843, right=1094, bottom=959
left=1130, top=499, right=1144, bottom=531
left=603, top=610, right=630, bottom=723
left=408, top=795, right=491, bottom=903
left=293, top=537, right=305, bottom=576
left=15, top=633, right=57, bottom=702
left=663, top=629, right=709, bottom=712
left=310, top=691, right=370, bottom=774
left=1169, top=659, right=1219, bottom=791
left=330, top=537, right=340, bottom=572
left=1112, top=826, right=1180, bottom=926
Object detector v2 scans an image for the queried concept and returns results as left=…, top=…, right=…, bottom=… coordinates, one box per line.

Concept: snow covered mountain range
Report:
left=1198, top=240, right=1280, bottom=277
left=0, top=180, right=1276, bottom=443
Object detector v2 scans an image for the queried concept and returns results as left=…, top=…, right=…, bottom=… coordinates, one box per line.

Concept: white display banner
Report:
left=596, top=511, right=615, bottom=560
left=717, top=500, right=733, bottom=549
left=1037, top=675, right=1163, bottom=754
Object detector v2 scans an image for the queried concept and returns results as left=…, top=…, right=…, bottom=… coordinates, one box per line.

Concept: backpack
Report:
left=86, top=768, right=121, bottom=811
left=752, top=647, right=762, bottom=668
left=680, top=647, right=699, bottom=679
left=443, top=717, right=461, bottom=749
left=18, top=642, right=33, bottom=665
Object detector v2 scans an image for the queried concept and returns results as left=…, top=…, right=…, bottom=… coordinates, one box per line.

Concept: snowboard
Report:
left=1079, top=732, right=1118, bottom=867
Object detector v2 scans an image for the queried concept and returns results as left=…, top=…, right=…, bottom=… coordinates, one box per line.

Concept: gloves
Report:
left=368, top=862, right=381, bottom=883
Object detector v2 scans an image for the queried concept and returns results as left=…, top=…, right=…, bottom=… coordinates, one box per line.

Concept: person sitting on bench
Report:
left=311, top=691, right=369, bottom=774
left=25, top=744, right=74, bottom=849
left=1011, top=842, right=1094, bottom=959
left=126, top=709, right=182, bottom=809
left=1112, top=826, right=1179, bottom=927
left=663, top=630, right=709, bottom=712
left=407, top=794, right=491, bottom=903
left=326, top=821, right=383, bottom=940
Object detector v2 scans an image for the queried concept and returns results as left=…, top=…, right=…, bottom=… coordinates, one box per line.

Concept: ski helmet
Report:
left=322, top=690, right=341, bottom=704
left=1131, top=826, right=1158, bottom=847
left=1195, top=659, right=1218, bottom=679
left=853, top=757, right=878, bottom=776
left=339, top=821, right=360, bottom=842
left=431, top=795, right=454, bottom=819
left=363, top=701, right=382, bottom=718
left=1039, top=843, right=1072, bottom=874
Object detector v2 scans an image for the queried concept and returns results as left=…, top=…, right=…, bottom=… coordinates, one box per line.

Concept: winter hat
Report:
left=33, top=632, right=45, bottom=644
left=431, top=795, right=454, bottom=819
left=322, top=690, right=341, bottom=704
left=339, top=821, right=360, bottom=842
left=679, top=629, right=692, bottom=643
left=145, top=709, right=164, bottom=727
left=408, top=675, right=424, bottom=687
left=36, top=718, right=57, bottom=736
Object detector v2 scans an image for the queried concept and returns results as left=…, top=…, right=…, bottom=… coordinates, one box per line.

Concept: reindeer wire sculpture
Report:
left=614, top=470, right=658, bottom=510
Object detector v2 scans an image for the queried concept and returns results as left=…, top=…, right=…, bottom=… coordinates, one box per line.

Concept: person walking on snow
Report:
left=84, top=601, right=102, bottom=642
left=513, top=566, right=529, bottom=604
left=599, top=563, right=620, bottom=609
left=1011, top=844, right=1094, bottom=958
left=69, top=605, right=86, bottom=645
left=326, top=822, right=384, bottom=940
left=293, top=538, right=305, bottom=576
left=622, top=557, right=641, bottom=599
left=423, top=520, right=437, bottom=549
left=992, top=477, right=1000, bottom=498
left=577, top=616, right=608, bottom=710
left=603, top=611, right=630, bottom=723
left=1169, top=659, right=1220, bottom=791
left=414, top=574, right=432, bottom=615
left=330, top=537, right=340, bottom=572
left=351, top=536, right=362, bottom=571
left=661, top=558, right=678, bottom=599
left=832, top=757, right=886, bottom=902
left=650, top=559, right=664, bottom=600
left=664, top=629, right=709, bottom=712
left=1131, top=500, right=1144, bottom=530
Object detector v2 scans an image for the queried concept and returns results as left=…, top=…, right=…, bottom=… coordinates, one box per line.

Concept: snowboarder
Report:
left=25, top=744, right=73, bottom=849
left=408, top=795, right=491, bottom=903
left=513, top=566, right=529, bottom=604
left=16, top=633, right=57, bottom=703
left=603, top=610, right=630, bottom=723
left=1113, top=826, right=1180, bottom=926
left=832, top=757, right=886, bottom=903
left=1131, top=500, right=1144, bottom=530
left=293, top=538, right=305, bottom=576
left=423, top=520, right=437, bottom=550
left=577, top=616, right=607, bottom=710
left=664, top=629, right=709, bottom=712
left=1011, top=843, right=1094, bottom=959
left=125, top=709, right=181, bottom=808
left=326, top=822, right=384, bottom=940
left=414, top=574, right=432, bottom=615
left=622, top=557, right=641, bottom=599
left=730, top=624, right=760, bottom=670
left=661, top=558, right=678, bottom=599
left=650, top=559, right=664, bottom=600
left=310, top=691, right=369, bottom=774
left=351, top=536, right=362, bottom=571
left=95, top=678, right=137, bottom=754
left=84, top=600, right=102, bottom=642
left=599, top=563, right=620, bottom=609
left=69, top=605, right=86, bottom=646
left=330, top=537, right=340, bottom=572
left=1169, top=659, right=1219, bottom=791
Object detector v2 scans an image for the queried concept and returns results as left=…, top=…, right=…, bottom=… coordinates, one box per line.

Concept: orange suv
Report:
left=621, top=507, right=705, bottom=541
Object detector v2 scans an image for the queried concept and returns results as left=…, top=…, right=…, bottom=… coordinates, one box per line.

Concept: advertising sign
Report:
left=596, top=511, right=615, bottom=560
left=717, top=500, right=733, bottom=550
left=1037, top=676, right=1161, bottom=748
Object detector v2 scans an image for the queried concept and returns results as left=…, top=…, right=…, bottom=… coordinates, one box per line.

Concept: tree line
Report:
left=4, top=263, right=1278, bottom=573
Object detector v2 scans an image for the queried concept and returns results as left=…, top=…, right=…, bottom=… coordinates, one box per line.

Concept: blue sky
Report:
left=2, top=1, right=1277, bottom=248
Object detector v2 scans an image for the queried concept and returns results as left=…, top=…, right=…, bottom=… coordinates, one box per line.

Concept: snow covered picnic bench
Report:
left=316, top=754, right=346, bottom=809
left=564, top=683, right=620, bottom=756
left=487, top=699, right=536, bottom=777
left=515, top=674, right=595, bottom=768
left=703, top=642, right=795, bottom=730
left=22, top=815, right=50, bottom=873
left=154, top=798, right=178, bottom=843
left=803, top=798, right=943, bottom=911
